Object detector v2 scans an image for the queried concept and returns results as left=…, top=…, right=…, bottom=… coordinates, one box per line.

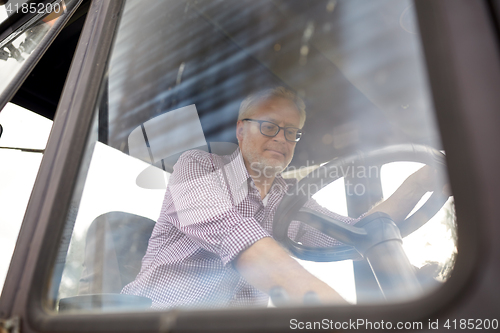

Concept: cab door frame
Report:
left=0, top=0, right=123, bottom=323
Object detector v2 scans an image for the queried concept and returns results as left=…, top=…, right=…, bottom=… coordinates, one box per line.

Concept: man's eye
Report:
left=262, top=124, right=276, bottom=132
left=285, top=129, right=297, bottom=136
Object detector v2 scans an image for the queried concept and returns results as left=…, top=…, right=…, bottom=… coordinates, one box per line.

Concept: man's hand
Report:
left=234, top=237, right=348, bottom=305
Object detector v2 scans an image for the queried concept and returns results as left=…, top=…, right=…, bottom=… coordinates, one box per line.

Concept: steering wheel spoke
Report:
left=296, top=207, right=367, bottom=246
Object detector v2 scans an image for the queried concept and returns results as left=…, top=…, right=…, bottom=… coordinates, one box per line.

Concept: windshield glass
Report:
left=49, top=0, right=456, bottom=313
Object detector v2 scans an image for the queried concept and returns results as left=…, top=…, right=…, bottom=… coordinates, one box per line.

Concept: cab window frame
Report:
left=1, top=0, right=495, bottom=331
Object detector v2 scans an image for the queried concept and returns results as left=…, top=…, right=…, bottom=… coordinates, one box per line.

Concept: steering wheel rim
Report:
left=273, top=144, right=449, bottom=262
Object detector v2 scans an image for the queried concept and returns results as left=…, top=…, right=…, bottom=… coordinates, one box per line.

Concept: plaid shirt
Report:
left=122, top=148, right=359, bottom=309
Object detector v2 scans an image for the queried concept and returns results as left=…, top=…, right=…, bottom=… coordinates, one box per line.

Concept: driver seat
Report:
left=59, top=212, right=155, bottom=311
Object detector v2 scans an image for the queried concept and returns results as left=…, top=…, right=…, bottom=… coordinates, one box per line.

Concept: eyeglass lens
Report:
left=260, top=121, right=301, bottom=142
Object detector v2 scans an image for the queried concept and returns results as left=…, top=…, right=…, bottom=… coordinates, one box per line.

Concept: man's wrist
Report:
left=405, top=176, right=429, bottom=197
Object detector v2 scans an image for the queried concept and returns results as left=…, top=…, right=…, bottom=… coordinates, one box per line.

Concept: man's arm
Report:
left=234, top=167, right=447, bottom=305
left=234, top=237, right=348, bottom=305
left=366, top=165, right=448, bottom=224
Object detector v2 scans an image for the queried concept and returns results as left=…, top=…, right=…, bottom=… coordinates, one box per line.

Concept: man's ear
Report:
left=236, top=120, right=245, bottom=142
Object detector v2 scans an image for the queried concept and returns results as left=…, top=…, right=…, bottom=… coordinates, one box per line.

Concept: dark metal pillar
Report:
left=345, top=164, right=385, bottom=303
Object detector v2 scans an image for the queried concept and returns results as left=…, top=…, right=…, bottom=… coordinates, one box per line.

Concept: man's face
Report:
left=236, top=97, right=302, bottom=176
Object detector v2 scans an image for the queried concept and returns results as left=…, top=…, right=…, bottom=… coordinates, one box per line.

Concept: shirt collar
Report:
left=273, top=173, right=289, bottom=189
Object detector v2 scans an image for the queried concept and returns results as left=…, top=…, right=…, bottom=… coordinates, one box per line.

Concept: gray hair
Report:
left=238, top=87, right=306, bottom=128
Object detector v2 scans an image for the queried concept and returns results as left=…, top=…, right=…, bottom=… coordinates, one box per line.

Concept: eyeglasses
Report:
left=242, top=119, right=303, bottom=142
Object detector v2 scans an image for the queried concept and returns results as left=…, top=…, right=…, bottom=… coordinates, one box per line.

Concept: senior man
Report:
left=122, top=87, right=437, bottom=309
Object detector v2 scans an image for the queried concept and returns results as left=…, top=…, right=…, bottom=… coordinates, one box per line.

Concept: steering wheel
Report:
left=273, top=144, right=449, bottom=262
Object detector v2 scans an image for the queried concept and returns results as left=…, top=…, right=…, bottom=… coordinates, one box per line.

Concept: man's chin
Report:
left=261, top=159, right=287, bottom=174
